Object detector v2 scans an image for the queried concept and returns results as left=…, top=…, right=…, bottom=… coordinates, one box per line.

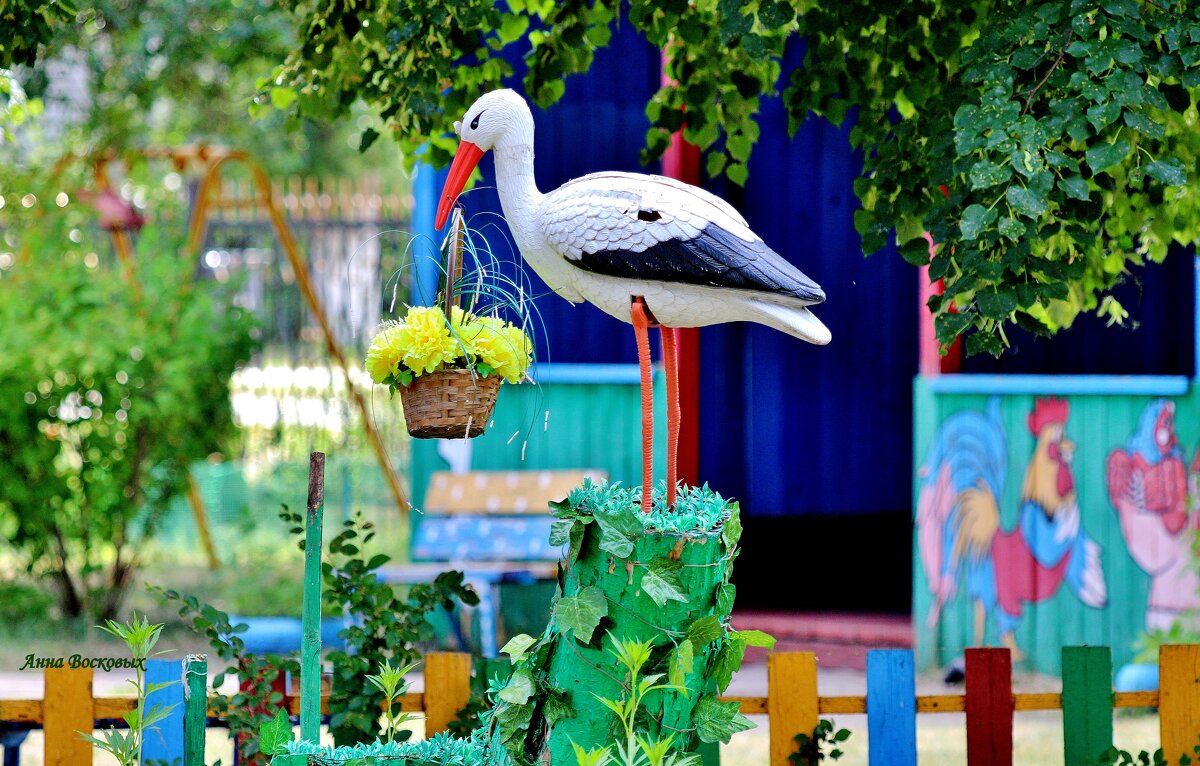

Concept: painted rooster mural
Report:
left=917, top=397, right=1107, bottom=659
left=1107, top=399, right=1200, bottom=631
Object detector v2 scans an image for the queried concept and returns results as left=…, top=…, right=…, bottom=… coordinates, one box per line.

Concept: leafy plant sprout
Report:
left=365, top=658, right=419, bottom=743
left=789, top=719, right=851, bottom=766
left=81, top=615, right=176, bottom=766
left=572, top=634, right=702, bottom=766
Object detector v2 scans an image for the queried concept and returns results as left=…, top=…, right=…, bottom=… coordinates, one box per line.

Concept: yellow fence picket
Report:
left=768, top=652, right=818, bottom=766
left=43, top=666, right=93, bottom=766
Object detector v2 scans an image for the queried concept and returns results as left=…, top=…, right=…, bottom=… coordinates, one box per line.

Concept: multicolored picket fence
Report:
left=4, top=645, right=1200, bottom=765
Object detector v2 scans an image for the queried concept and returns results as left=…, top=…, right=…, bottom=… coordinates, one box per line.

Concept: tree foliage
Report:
left=0, top=168, right=256, bottom=621
left=264, top=0, right=1200, bottom=353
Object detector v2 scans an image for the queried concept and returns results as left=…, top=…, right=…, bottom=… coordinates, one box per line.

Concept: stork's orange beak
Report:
left=435, top=141, right=484, bottom=230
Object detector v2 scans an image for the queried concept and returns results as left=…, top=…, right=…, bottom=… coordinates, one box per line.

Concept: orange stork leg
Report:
left=631, top=297, right=655, bottom=513
left=660, top=326, right=680, bottom=508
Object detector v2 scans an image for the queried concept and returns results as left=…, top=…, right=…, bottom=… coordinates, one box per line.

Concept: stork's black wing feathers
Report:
left=573, top=223, right=825, bottom=304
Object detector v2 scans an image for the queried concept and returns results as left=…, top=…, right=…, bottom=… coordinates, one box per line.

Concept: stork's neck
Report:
left=493, top=130, right=542, bottom=227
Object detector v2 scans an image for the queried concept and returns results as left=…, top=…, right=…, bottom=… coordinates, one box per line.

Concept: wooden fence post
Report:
left=1062, top=646, right=1113, bottom=766
left=767, top=652, right=818, bottom=766
left=143, top=658, right=185, bottom=765
left=1160, top=644, right=1200, bottom=764
left=965, top=647, right=1012, bottom=766
left=867, top=649, right=917, bottom=766
left=44, top=666, right=93, bottom=766
left=183, top=655, right=207, bottom=766
left=424, top=652, right=472, bottom=736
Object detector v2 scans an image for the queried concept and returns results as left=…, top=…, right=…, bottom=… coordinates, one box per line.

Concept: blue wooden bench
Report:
left=377, top=468, right=604, bottom=656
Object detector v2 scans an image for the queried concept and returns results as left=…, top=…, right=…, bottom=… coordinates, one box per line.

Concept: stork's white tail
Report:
left=748, top=300, right=832, bottom=345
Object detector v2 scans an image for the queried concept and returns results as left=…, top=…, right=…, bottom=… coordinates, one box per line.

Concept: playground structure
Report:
left=84, top=146, right=413, bottom=565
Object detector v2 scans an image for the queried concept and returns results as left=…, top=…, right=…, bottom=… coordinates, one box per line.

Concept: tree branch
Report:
left=1022, top=30, right=1074, bottom=117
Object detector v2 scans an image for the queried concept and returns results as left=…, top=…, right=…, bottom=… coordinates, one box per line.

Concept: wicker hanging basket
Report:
left=399, top=368, right=501, bottom=439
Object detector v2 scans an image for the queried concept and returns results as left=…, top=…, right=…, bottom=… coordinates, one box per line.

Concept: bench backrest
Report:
left=412, top=469, right=606, bottom=562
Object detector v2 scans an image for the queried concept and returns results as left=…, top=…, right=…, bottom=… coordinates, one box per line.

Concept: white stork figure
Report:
left=435, top=89, right=829, bottom=512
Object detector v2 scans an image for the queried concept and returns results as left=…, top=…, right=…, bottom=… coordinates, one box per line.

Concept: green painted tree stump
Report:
left=485, top=480, right=768, bottom=766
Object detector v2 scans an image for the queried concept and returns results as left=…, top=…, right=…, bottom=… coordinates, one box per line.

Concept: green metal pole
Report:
left=182, top=654, right=207, bottom=766
left=300, top=451, right=325, bottom=743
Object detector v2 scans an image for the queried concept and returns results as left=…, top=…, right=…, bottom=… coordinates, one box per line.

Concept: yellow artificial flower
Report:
left=365, top=323, right=405, bottom=384
left=400, top=306, right=461, bottom=375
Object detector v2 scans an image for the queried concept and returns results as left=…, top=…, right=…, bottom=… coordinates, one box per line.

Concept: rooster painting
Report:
left=917, top=397, right=1107, bottom=659
left=1107, top=399, right=1200, bottom=631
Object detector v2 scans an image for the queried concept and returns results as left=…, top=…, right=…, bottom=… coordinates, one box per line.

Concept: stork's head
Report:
left=436, top=89, right=533, bottom=229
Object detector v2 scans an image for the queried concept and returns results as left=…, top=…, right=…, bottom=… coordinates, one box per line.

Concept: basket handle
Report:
left=443, top=208, right=466, bottom=319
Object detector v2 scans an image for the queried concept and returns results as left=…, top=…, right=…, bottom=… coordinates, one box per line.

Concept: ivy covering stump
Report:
left=484, top=480, right=768, bottom=766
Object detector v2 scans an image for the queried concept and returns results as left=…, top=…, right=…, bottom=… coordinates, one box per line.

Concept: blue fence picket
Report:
left=867, top=648, right=918, bottom=766
left=142, top=658, right=185, bottom=765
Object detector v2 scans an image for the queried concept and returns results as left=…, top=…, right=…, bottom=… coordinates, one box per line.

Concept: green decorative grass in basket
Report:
left=365, top=211, right=535, bottom=439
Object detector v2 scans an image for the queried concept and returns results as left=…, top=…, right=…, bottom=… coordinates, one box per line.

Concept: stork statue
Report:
left=435, top=89, right=829, bottom=512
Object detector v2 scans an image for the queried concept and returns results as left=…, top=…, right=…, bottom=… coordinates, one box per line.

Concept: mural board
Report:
left=914, top=378, right=1200, bottom=674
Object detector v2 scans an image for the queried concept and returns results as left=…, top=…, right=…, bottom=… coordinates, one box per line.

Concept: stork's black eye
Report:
left=470, top=111, right=485, bottom=130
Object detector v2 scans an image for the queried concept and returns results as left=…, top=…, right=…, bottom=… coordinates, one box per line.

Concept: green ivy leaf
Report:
left=685, top=615, right=724, bottom=647
left=555, top=586, right=607, bottom=643
left=641, top=556, right=689, bottom=607
left=716, top=582, right=737, bottom=617
left=594, top=506, right=641, bottom=559
left=549, top=519, right=576, bottom=546
left=500, top=633, right=538, bottom=663
left=721, top=509, right=742, bottom=548
left=498, top=667, right=535, bottom=705
left=729, top=629, right=776, bottom=650
left=543, top=687, right=575, bottom=725
left=668, top=639, right=695, bottom=690
left=712, top=639, right=747, bottom=693
left=694, top=694, right=755, bottom=744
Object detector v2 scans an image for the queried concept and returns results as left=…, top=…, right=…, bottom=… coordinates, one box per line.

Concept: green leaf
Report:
left=685, top=615, right=724, bottom=647
left=1144, top=158, right=1187, bottom=186
left=716, top=582, right=736, bottom=617
left=543, top=687, right=575, bottom=725
left=555, top=586, right=607, bottom=643
left=269, top=87, right=296, bottom=110
left=1085, top=140, right=1130, bottom=173
left=549, top=518, right=576, bottom=546
left=726, top=162, right=749, bottom=186
left=721, top=510, right=742, bottom=548
left=968, top=160, right=1012, bottom=190
left=694, top=694, right=756, bottom=744
left=729, top=629, right=776, bottom=650
left=1086, top=101, right=1121, bottom=132
left=500, top=633, right=538, bottom=663
left=998, top=217, right=1025, bottom=241
left=712, top=638, right=747, bottom=692
left=959, top=204, right=994, bottom=240
left=1059, top=175, right=1090, bottom=201
left=258, top=708, right=294, bottom=755
left=594, top=506, right=640, bottom=559
left=668, top=639, right=695, bottom=689
left=1122, top=111, right=1165, bottom=140
left=498, top=667, right=535, bottom=705
left=641, top=557, right=689, bottom=606
left=1006, top=186, right=1048, bottom=218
